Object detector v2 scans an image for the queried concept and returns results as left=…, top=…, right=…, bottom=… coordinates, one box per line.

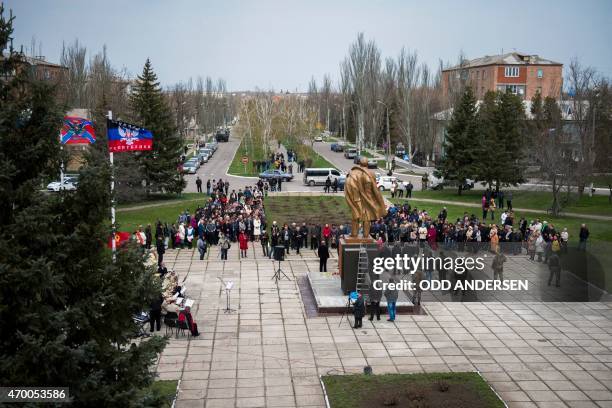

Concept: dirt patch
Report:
left=265, top=196, right=351, bottom=227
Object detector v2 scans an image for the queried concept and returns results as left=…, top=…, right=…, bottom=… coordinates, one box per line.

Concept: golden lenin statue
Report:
left=344, top=157, right=387, bottom=238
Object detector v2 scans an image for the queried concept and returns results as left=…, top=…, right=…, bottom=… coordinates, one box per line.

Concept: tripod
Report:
left=338, top=296, right=353, bottom=327
left=271, top=260, right=290, bottom=283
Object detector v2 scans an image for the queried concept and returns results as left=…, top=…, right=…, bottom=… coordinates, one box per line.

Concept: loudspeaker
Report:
left=273, top=245, right=285, bottom=262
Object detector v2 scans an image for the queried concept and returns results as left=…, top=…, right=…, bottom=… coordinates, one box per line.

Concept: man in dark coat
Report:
left=149, top=294, right=163, bottom=332
left=318, top=241, right=330, bottom=272
left=196, top=176, right=202, bottom=193
left=353, top=293, right=365, bottom=329
left=548, top=252, right=561, bottom=287
left=368, top=279, right=382, bottom=321
left=156, top=237, right=165, bottom=266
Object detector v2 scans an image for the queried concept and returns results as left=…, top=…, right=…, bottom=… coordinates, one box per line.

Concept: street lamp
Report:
left=377, top=100, right=391, bottom=171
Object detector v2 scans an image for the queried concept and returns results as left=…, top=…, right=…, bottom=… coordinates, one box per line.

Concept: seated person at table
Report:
left=178, top=306, right=199, bottom=336
left=162, top=271, right=181, bottom=314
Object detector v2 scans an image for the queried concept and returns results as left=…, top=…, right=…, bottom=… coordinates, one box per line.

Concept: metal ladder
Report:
left=356, top=244, right=370, bottom=301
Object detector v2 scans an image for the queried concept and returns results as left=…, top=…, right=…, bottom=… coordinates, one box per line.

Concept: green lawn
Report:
left=322, top=373, right=504, bottom=408
left=285, top=140, right=336, bottom=169
left=141, top=380, right=178, bottom=407
left=116, top=197, right=210, bottom=232
left=397, top=189, right=612, bottom=217
left=591, top=174, right=612, bottom=189
left=117, top=193, right=202, bottom=209
left=228, top=137, right=268, bottom=177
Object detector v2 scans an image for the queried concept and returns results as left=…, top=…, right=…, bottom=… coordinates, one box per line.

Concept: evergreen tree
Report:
left=437, top=87, right=478, bottom=195
left=472, top=91, right=500, bottom=187
left=0, top=7, right=168, bottom=406
left=473, top=90, right=526, bottom=190
left=493, top=90, right=526, bottom=190
left=129, top=59, right=185, bottom=194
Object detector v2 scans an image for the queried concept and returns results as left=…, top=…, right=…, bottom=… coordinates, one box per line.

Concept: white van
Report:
left=303, top=168, right=342, bottom=186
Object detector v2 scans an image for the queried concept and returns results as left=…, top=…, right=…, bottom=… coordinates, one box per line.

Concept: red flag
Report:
left=107, top=231, right=131, bottom=249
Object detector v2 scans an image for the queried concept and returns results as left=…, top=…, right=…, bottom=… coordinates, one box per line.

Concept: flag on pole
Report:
left=60, top=116, right=96, bottom=144
left=107, top=119, right=153, bottom=152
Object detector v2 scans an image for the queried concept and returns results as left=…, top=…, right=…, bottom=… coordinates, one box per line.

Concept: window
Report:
left=537, top=69, right=543, bottom=78
left=498, top=84, right=526, bottom=97
left=504, top=66, right=520, bottom=77
left=536, top=86, right=542, bottom=94
left=482, top=70, right=486, bottom=79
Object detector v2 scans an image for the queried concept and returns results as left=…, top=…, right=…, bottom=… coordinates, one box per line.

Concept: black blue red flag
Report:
left=107, top=119, right=153, bottom=152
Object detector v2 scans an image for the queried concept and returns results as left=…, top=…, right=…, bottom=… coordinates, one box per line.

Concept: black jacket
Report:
left=318, top=244, right=330, bottom=260
left=353, top=296, right=365, bottom=318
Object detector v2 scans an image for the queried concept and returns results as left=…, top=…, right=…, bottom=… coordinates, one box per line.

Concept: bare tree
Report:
left=396, top=48, right=419, bottom=159
left=566, top=58, right=598, bottom=196
left=255, top=90, right=275, bottom=156
left=60, top=39, right=87, bottom=108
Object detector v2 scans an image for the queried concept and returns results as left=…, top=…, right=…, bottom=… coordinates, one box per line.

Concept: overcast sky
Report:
left=6, top=0, right=612, bottom=91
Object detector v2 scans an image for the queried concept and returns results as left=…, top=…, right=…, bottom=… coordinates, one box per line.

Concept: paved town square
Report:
left=154, top=246, right=612, bottom=408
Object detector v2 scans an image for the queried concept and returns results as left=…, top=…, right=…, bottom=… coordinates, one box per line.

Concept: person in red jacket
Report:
left=427, top=224, right=438, bottom=251
left=178, top=306, right=199, bottom=337
left=322, top=224, right=332, bottom=246
left=239, top=230, right=249, bottom=258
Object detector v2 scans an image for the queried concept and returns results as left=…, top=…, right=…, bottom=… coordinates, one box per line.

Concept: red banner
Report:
left=107, top=231, right=131, bottom=249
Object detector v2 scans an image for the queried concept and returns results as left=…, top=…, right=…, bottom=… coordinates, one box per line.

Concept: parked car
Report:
left=428, top=174, right=475, bottom=190
left=353, top=155, right=378, bottom=169
left=314, top=136, right=323, bottom=142
left=344, top=148, right=357, bottom=159
left=337, top=175, right=346, bottom=191
left=330, top=143, right=345, bottom=152
left=182, top=159, right=199, bottom=174
left=47, top=176, right=79, bottom=192
left=205, top=142, right=217, bottom=153
left=198, top=148, right=212, bottom=163
left=258, top=169, right=293, bottom=182
left=376, top=176, right=398, bottom=191
left=395, top=143, right=406, bottom=157
left=198, top=152, right=209, bottom=164
left=303, top=168, right=342, bottom=186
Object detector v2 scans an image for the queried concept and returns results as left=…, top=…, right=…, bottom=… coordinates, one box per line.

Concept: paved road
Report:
left=184, top=137, right=611, bottom=199
left=183, top=136, right=313, bottom=193
left=311, top=141, right=425, bottom=188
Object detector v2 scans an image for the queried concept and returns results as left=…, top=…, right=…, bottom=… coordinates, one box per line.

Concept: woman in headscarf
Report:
left=489, top=224, right=499, bottom=253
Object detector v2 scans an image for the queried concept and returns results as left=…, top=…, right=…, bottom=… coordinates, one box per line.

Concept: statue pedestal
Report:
left=338, top=236, right=376, bottom=295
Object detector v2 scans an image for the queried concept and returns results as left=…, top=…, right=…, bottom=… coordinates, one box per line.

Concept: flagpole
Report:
left=108, top=110, right=116, bottom=260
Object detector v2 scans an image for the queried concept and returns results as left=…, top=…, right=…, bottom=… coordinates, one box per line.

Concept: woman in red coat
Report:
left=427, top=224, right=438, bottom=251
left=238, top=231, right=249, bottom=258
left=322, top=224, right=331, bottom=245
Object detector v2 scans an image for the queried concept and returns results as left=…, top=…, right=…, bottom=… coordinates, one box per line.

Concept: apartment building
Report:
left=442, top=52, right=563, bottom=100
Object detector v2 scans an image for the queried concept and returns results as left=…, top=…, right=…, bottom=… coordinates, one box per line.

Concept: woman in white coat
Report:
left=253, top=216, right=262, bottom=241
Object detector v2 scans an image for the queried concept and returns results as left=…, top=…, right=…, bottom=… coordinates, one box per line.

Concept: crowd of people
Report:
left=137, top=182, right=590, bottom=287
left=134, top=176, right=593, bottom=332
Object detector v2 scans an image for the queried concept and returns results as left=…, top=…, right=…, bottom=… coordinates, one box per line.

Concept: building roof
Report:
left=443, top=52, right=562, bottom=71
left=0, top=53, right=66, bottom=69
